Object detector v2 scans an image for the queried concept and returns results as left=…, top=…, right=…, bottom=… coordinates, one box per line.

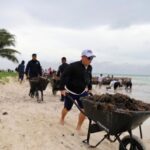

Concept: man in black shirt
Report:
left=57, top=57, right=68, bottom=101
left=59, top=49, right=96, bottom=133
left=25, top=53, right=42, bottom=96
left=57, top=57, right=68, bottom=77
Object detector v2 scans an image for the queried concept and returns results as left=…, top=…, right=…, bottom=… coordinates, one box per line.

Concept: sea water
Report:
left=93, top=74, right=150, bottom=103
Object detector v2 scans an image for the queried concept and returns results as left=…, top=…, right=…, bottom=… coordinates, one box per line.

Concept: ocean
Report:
left=93, top=74, right=150, bottom=103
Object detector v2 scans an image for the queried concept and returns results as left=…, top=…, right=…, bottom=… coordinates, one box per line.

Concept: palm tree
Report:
left=0, top=29, right=20, bottom=63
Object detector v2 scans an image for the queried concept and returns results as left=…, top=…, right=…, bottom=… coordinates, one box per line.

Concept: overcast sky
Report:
left=1, top=0, right=150, bottom=75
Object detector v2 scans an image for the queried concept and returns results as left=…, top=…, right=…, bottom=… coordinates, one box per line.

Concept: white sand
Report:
left=0, top=78, right=150, bottom=150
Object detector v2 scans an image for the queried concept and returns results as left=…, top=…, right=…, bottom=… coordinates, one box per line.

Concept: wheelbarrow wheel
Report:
left=119, top=135, right=145, bottom=150
left=35, top=90, right=43, bottom=103
left=52, top=88, right=57, bottom=96
left=35, top=90, right=40, bottom=102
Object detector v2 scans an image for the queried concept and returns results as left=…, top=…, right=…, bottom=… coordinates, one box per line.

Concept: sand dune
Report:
left=0, top=78, right=150, bottom=150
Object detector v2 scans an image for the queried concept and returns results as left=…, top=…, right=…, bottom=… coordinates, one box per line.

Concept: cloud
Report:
left=4, top=23, right=149, bottom=72
left=28, top=0, right=150, bottom=29
left=1, top=0, right=150, bottom=29
left=1, top=0, right=150, bottom=75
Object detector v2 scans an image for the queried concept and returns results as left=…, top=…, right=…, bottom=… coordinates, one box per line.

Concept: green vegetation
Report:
left=0, top=71, right=17, bottom=82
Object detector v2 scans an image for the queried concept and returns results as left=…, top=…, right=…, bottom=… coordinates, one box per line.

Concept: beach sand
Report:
left=0, top=78, right=150, bottom=150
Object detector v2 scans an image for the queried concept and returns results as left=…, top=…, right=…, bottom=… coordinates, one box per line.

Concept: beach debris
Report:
left=49, top=123, right=52, bottom=126
left=21, top=134, right=25, bottom=138
left=85, top=93, right=150, bottom=111
left=71, top=133, right=74, bottom=136
left=2, top=112, right=8, bottom=115
left=0, top=80, right=5, bottom=85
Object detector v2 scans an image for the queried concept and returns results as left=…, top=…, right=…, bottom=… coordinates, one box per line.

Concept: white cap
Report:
left=81, top=49, right=96, bottom=58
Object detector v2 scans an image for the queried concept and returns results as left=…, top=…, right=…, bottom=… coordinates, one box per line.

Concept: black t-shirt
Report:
left=57, top=63, right=69, bottom=77
left=59, top=61, right=92, bottom=94
left=25, top=59, right=42, bottom=78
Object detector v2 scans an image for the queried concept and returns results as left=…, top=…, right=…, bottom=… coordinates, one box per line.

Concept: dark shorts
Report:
left=64, top=91, right=88, bottom=111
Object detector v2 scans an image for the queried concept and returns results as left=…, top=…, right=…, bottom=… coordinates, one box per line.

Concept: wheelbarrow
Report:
left=29, top=76, right=49, bottom=102
left=66, top=94, right=150, bottom=150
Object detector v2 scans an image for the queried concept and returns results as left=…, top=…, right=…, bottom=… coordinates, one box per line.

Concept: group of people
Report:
left=16, top=53, right=42, bottom=97
left=16, top=49, right=133, bottom=134
left=16, top=49, right=96, bottom=133
left=97, top=73, right=132, bottom=91
left=106, top=79, right=132, bottom=91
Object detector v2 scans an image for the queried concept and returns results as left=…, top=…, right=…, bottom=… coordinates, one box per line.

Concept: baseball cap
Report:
left=81, top=49, right=96, bottom=58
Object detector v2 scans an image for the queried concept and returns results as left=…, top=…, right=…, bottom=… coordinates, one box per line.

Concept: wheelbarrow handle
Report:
left=65, top=94, right=86, bottom=115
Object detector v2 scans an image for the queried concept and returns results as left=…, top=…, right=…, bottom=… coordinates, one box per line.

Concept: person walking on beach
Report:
left=17, top=60, right=25, bottom=83
left=59, top=49, right=96, bottom=134
left=98, top=74, right=103, bottom=88
left=25, top=53, right=42, bottom=97
left=57, top=57, right=69, bottom=101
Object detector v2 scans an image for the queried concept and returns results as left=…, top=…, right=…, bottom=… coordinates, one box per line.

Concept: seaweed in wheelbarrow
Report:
left=80, top=93, right=150, bottom=149
left=86, top=93, right=150, bottom=111
left=29, top=76, right=49, bottom=102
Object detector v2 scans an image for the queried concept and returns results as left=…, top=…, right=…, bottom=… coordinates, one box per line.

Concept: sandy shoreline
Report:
left=0, top=78, right=150, bottom=150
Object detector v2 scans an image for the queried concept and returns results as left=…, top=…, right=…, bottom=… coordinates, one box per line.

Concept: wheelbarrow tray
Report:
left=30, top=77, right=49, bottom=91
left=82, top=98, right=150, bottom=135
left=52, top=79, right=60, bottom=91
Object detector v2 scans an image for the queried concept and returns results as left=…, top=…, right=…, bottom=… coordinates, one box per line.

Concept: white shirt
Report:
left=110, top=80, right=117, bottom=87
left=98, top=76, right=103, bottom=82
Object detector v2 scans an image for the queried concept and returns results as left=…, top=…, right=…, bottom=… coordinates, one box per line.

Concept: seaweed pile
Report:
left=86, top=93, right=150, bottom=111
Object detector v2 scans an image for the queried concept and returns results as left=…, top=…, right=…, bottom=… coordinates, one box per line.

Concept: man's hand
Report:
left=61, top=90, right=66, bottom=96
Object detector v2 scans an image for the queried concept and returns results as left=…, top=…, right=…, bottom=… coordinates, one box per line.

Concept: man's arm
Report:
left=59, top=64, right=71, bottom=91
left=17, top=64, right=21, bottom=72
left=38, top=61, right=42, bottom=76
left=88, top=66, right=92, bottom=91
